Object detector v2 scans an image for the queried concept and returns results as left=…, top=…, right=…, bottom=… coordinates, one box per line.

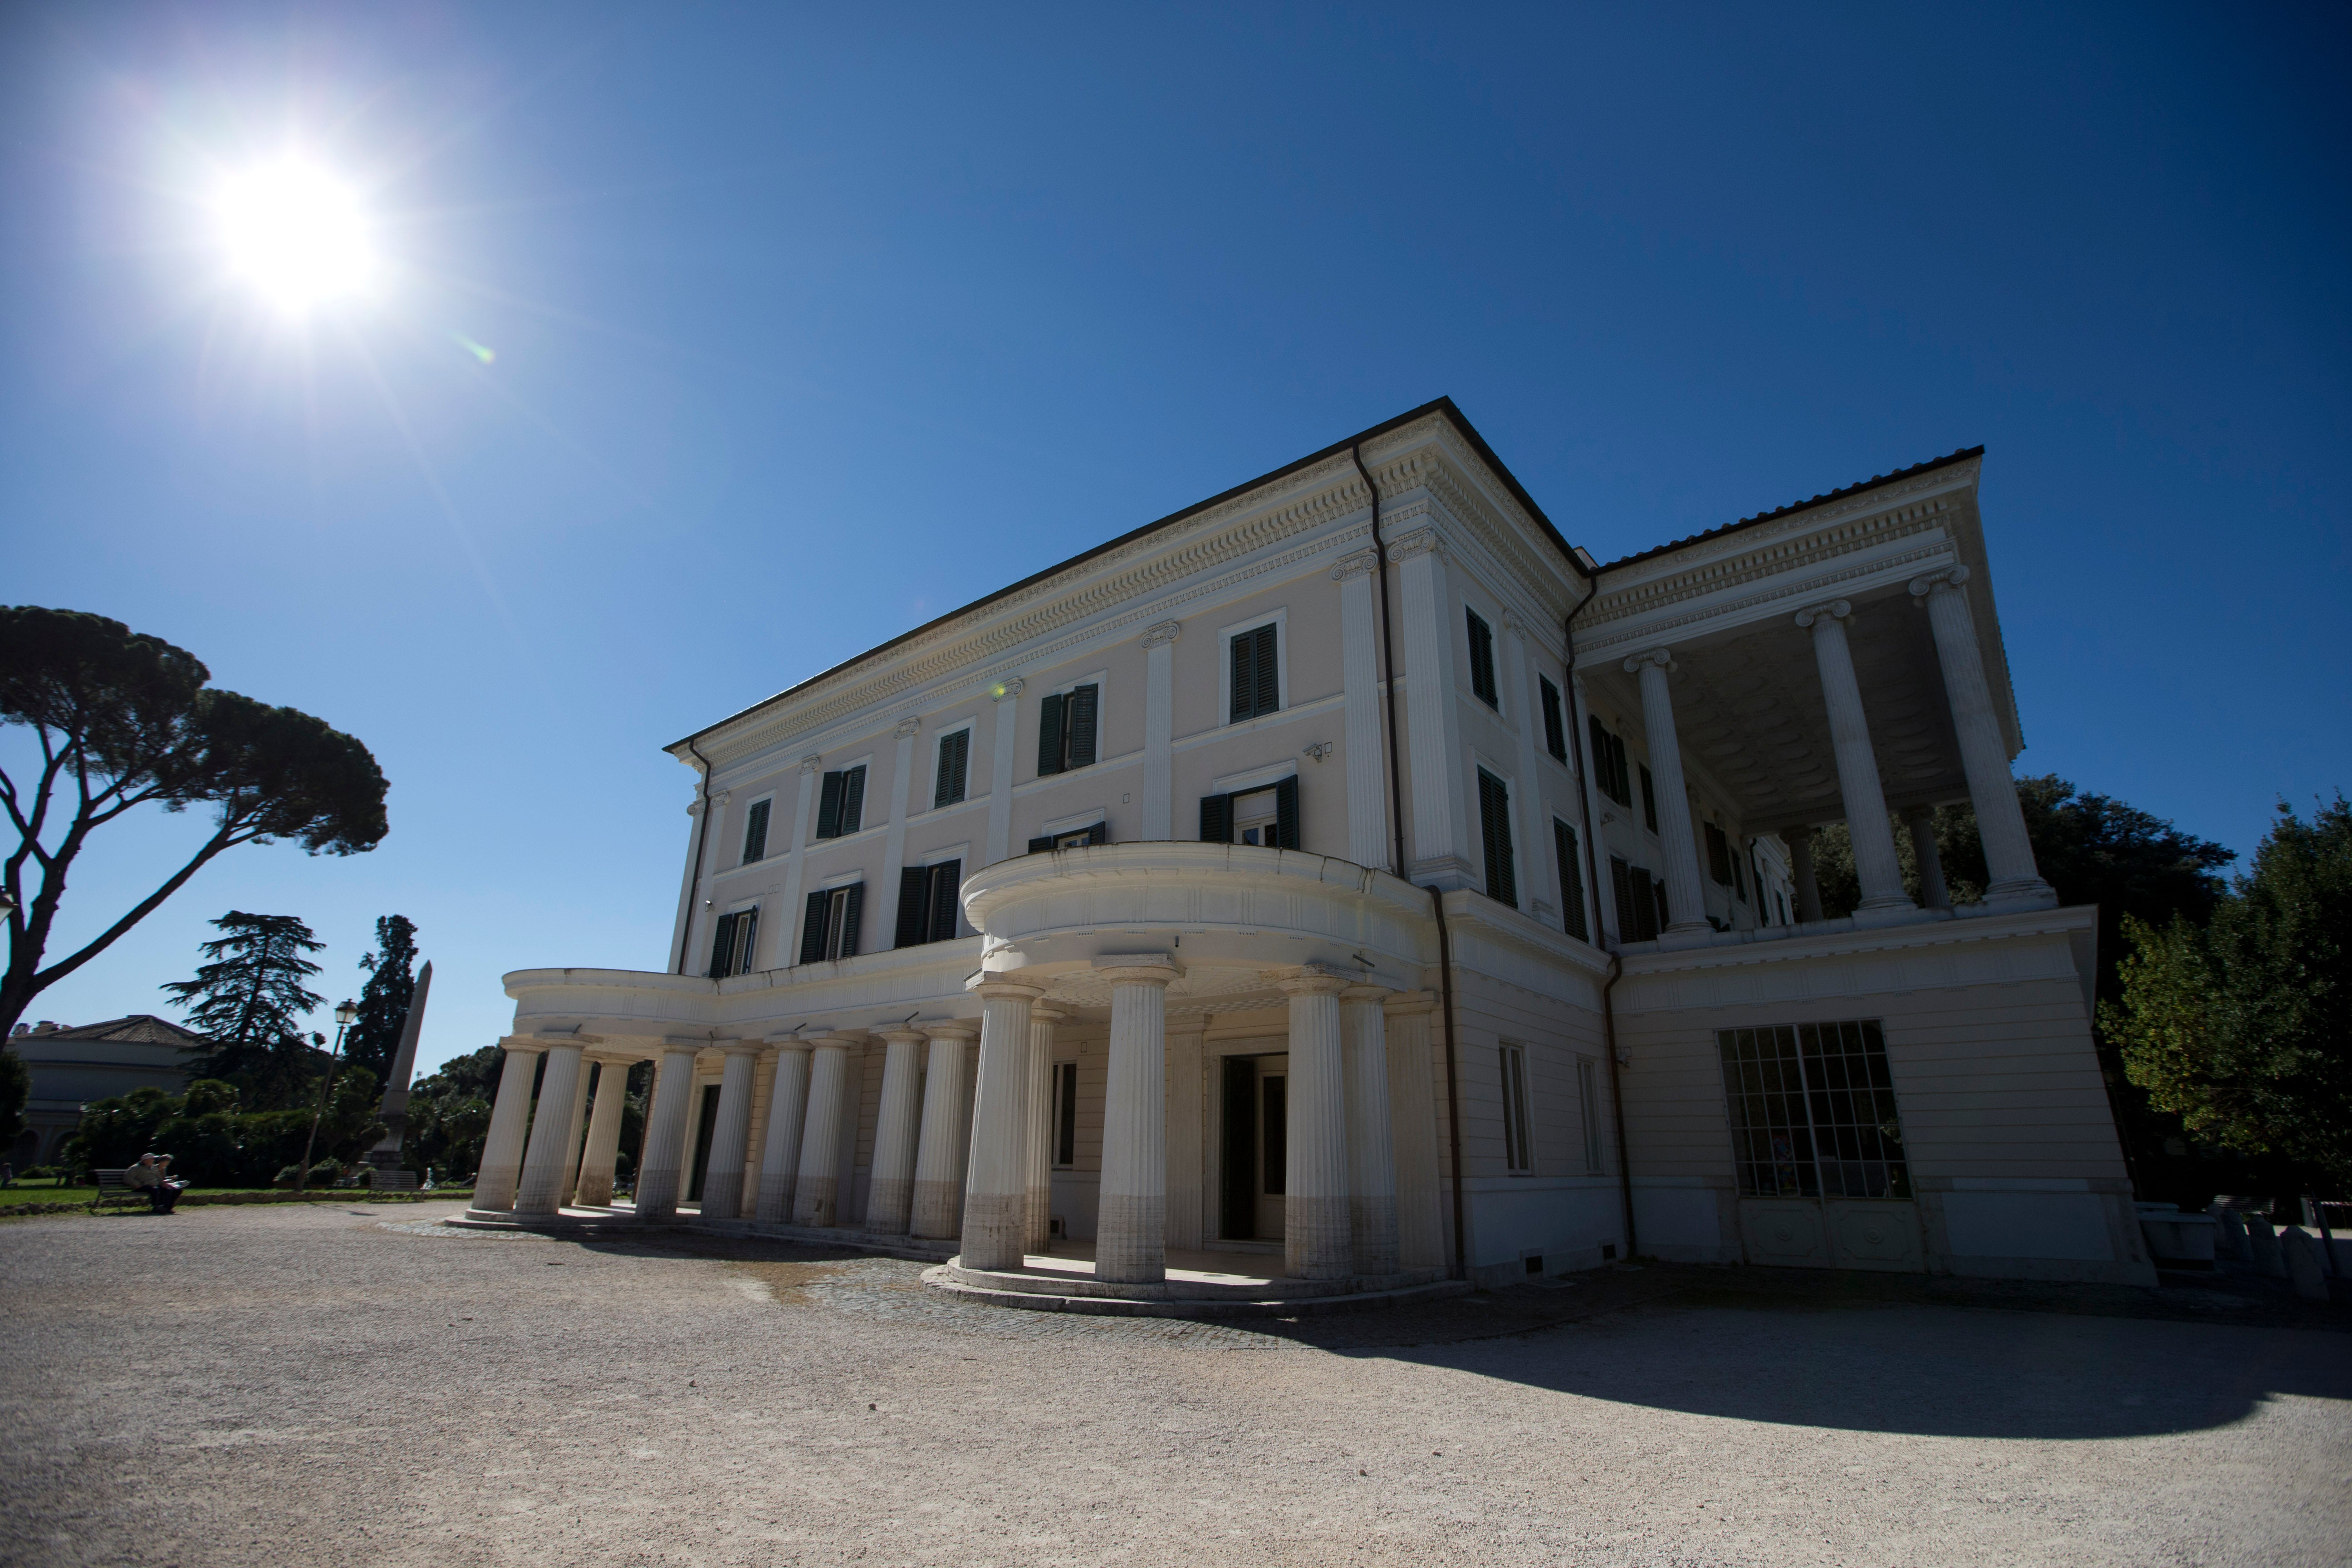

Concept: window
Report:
left=1588, top=716, right=1632, bottom=807
left=740, top=799, right=771, bottom=865
left=1705, top=821, right=1733, bottom=885
left=1199, top=776, right=1299, bottom=848
left=1639, top=764, right=1658, bottom=834
left=1777, top=890, right=1790, bottom=926
left=1027, top=822, right=1110, bottom=853
left=707, top=907, right=759, bottom=978
left=1465, top=608, right=1499, bottom=708
left=798, top=883, right=863, bottom=964
left=1552, top=819, right=1589, bottom=942
left=1717, top=1021, right=1910, bottom=1200
left=1610, top=855, right=1661, bottom=942
left=1578, top=1057, right=1603, bottom=1174
left=893, top=859, right=962, bottom=947
left=1054, top=1061, right=1078, bottom=1166
left=1539, top=676, right=1568, bottom=762
left=1475, top=768, right=1517, bottom=908
left=933, top=728, right=971, bottom=808
left=815, top=766, right=867, bottom=840
left=1037, top=683, right=1099, bottom=775
left=1229, top=624, right=1279, bottom=722
left=1499, top=1043, right=1534, bottom=1173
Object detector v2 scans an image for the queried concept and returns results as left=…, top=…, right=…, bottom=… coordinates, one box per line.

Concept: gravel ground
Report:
left=3, top=1201, right=2346, bottom=1568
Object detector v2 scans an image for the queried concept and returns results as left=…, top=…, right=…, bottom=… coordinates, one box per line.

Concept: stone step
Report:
left=923, top=1265, right=1473, bottom=1319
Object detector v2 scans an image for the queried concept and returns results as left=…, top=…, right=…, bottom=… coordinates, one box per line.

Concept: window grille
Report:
left=1475, top=768, right=1517, bottom=908
left=1229, top=625, right=1279, bottom=722
left=1717, top=1021, right=1909, bottom=1200
left=933, top=729, right=970, bottom=808
left=1499, top=1043, right=1534, bottom=1173
left=741, top=799, right=770, bottom=865
left=1465, top=609, right=1499, bottom=709
left=1578, top=1056, right=1602, bottom=1174
left=1539, top=676, right=1568, bottom=762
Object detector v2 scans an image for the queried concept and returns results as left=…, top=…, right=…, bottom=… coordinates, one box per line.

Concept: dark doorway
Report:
left=686, top=1083, right=722, bottom=1202
left=1220, top=1057, right=1257, bottom=1239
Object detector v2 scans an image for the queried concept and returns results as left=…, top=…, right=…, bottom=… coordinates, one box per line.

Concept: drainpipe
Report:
left=676, top=740, right=715, bottom=975
left=1350, top=443, right=1409, bottom=881
left=1426, top=883, right=1471, bottom=1282
left=1564, top=593, right=1639, bottom=1264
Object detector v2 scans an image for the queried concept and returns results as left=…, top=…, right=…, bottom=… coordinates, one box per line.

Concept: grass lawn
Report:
left=1, top=1186, right=470, bottom=1211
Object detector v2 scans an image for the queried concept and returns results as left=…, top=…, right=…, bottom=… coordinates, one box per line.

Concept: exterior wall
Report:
left=9, top=1019, right=201, bottom=1168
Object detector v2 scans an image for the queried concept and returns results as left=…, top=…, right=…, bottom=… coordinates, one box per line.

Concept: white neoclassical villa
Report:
left=471, top=398, right=2154, bottom=1308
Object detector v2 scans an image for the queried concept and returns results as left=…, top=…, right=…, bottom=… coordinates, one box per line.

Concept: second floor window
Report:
left=1199, top=776, right=1299, bottom=848
left=1476, top=768, right=1517, bottom=909
left=894, top=858, right=963, bottom=947
left=1610, top=855, right=1663, bottom=942
left=1640, top=764, right=1659, bottom=834
left=1466, top=608, right=1499, bottom=708
left=1499, top=1043, right=1534, bottom=1173
left=707, top=907, right=759, bottom=978
left=1706, top=822, right=1734, bottom=886
left=1539, top=676, right=1568, bottom=762
left=1588, top=715, right=1632, bottom=807
left=740, top=799, right=771, bottom=864
left=1038, top=683, right=1099, bottom=775
left=1229, top=624, right=1279, bottom=722
left=799, top=883, right=862, bottom=964
left=1552, top=819, right=1590, bottom=943
left=815, top=765, right=867, bottom=840
left=934, top=728, right=970, bottom=808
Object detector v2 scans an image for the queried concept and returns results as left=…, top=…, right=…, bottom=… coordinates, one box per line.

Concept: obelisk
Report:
left=365, top=960, right=431, bottom=1186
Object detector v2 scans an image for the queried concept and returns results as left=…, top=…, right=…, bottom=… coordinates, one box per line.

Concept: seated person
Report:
left=123, top=1152, right=186, bottom=1213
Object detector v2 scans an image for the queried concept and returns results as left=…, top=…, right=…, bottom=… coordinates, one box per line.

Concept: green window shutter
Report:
left=1037, top=692, right=1066, bottom=776
left=1639, top=764, right=1657, bottom=834
left=1477, top=769, right=1517, bottom=908
left=1252, top=626, right=1278, bottom=716
left=1652, top=877, right=1670, bottom=936
left=1540, top=678, right=1567, bottom=761
left=1628, top=866, right=1657, bottom=941
left=1084, top=821, right=1109, bottom=845
left=708, top=912, right=736, bottom=978
left=1067, top=684, right=1098, bottom=769
left=895, top=866, right=930, bottom=949
left=934, top=730, right=969, bottom=808
left=1229, top=631, right=1255, bottom=722
left=1610, top=855, right=1636, bottom=942
left=1199, top=792, right=1232, bottom=843
left=1553, top=820, right=1589, bottom=942
left=838, top=766, right=866, bottom=836
left=1466, top=610, right=1498, bottom=708
left=738, top=908, right=759, bottom=973
left=816, top=770, right=844, bottom=840
left=742, top=800, right=770, bottom=863
left=838, top=883, right=863, bottom=959
left=1706, top=823, right=1731, bottom=885
left=1274, top=775, right=1300, bottom=849
left=928, top=860, right=961, bottom=943
left=1026, top=833, right=1056, bottom=853
left=800, top=890, right=829, bottom=965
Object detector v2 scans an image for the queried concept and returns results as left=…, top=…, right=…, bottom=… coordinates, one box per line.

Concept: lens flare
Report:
left=216, top=158, right=373, bottom=311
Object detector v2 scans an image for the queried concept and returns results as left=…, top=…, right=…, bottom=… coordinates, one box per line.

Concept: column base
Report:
left=753, top=1175, right=797, bottom=1224
left=1096, top=1192, right=1167, bottom=1284
left=1285, top=1193, right=1354, bottom=1281
left=1981, top=879, right=2060, bottom=911
left=866, top=1176, right=913, bottom=1235
left=961, top=1191, right=1027, bottom=1271
left=793, top=1177, right=839, bottom=1228
left=910, top=1178, right=961, bottom=1240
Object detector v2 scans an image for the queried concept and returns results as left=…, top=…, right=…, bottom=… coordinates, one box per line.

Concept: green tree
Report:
left=164, top=912, right=327, bottom=1111
left=2106, top=797, right=2352, bottom=1192
left=401, top=1044, right=501, bottom=1180
left=344, top=915, right=418, bottom=1085
left=0, top=607, right=389, bottom=1040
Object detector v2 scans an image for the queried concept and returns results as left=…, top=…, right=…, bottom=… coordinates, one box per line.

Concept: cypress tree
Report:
left=345, top=914, right=419, bottom=1085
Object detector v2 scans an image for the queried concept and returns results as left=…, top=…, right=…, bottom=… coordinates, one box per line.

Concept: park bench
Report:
left=89, top=1170, right=150, bottom=1212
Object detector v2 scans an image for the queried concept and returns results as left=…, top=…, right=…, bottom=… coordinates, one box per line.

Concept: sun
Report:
left=215, top=158, right=374, bottom=312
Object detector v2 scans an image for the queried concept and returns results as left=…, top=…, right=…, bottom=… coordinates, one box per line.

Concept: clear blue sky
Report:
left=4, top=5, right=2345, bottom=1075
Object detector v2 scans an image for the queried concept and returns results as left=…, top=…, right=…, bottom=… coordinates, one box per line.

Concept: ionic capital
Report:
left=1141, top=619, right=1182, bottom=649
left=894, top=716, right=922, bottom=740
left=1793, top=598, right=1852, bottom=629
left=1623, top=647, right=1676, bottom=676
left=991, top=677, right=1025, bottom=703
left=1385, top=527, right=1441, bottom=563
left=798, top=755, right=824, bottom=775
left=1329, top=548, right=1381, bottom=583
left=1908, top=564, right=1972, bottom=600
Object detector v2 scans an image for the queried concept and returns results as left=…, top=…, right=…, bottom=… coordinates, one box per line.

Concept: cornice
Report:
left=1576, top=529, right=1958, bottom=657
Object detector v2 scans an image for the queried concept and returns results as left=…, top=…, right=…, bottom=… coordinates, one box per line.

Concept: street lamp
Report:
left=294, top=1000, right=360, bottom=1196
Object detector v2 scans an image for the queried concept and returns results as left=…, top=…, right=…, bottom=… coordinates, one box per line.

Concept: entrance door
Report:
left=1217, top=1053, right=1288, bottom=1242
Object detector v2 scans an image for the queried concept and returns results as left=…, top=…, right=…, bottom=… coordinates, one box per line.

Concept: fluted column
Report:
left=554, top=1053, right=595, bottom=1205
left=1785, top=825, right=1824, bottom=922
left=1904, top=804, right=1952, bottom=910
left=696, top=1042, right=761, bottom=1220
left=865, top=1028, right=928, bottom=1234
left=1383, top=992, right=1445, bottom=1269
left=753, top=1040, right=811, bottom=1221
left=1025, top=1005, right=1064, bottom=1251
left=1625, top=649, right=1711, bottom=934
left=1341, top=985, right=1399, bottom=1276
left=776, top=756, right=822, bottom=970
left=1280, top=968, right=1352, bottom=1281
left=573, top=1057, right=631, bottom=1207
left=1333, top=549, right=1392, bottom=871
left=1098, top=962, right=1176, bottom=1284
left=985, top=680, right=1025, bottom=868
left=1142, top=624, right=1179, bottom=841
left=960, top=982, right=1040, bottom=1270
left=1796, top=600, right=1912, bottom=913
left=1911, top=567, right=2053, bottom=902
left=632, top=1039, right=702, bottom=1221
left=911, top=1022, right=977, bottom=1240
left=1392, top=529, right=1472, bottom=886
left=792, top=1036, right=854, bottom=1227
left=471, top=1043, right=544, bottom=1212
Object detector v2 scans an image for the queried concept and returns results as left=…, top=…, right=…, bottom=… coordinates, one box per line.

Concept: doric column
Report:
left=471, top=1042, right=545, bottom=1212
left=792, top=1035, right=854, bottom=1227
left=1142, top=624, right=1179, bottom=841
left=864, top=1028, right=928, bottom=1234
left=1383, top=992, right=1445, bottom=1269
left=878, top=717, right=922, bottom=936
left=1333, top=549, right=1392, bottom=872
left=1911, top=567, right=2053, bottom=902
left=960, top=981, right=1040, bottom=1269
left=573, top=1057, right=631, bottom=1207
left=632, top=1039, right=703, bottom=1221
left=1341, top=984, right=1399, bottom=1276
left=1795, top=600, right=1912, bottom=913
left=1784, top=825, right=1824, bottom=922
left=696, top=1042, right=761, bottom=1220
left=753, top=1039, right=810, bottom=1222
left=985, top=679, right=1025, bottom=867
left=911, top=1022, right=978, bottom=1240
left=1097, top=962, right=1177, bottom=1284
left=1624, top=649, right=1712, bottom=935
left=1025, top=1005, right=1065, bottom=1252
left=555, top=1049, right=596, bottom=1203
left=1904, top=804, right=1952, bottom=910
left=1279, top=967, right=1353, bottom=1281
left=776, top=756, right=823, bottom=968
left=1392, top=529, right=1473, bottom=886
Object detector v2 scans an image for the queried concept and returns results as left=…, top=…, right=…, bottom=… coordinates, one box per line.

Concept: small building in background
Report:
left=7, top=1016, right=205, bottom=1169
